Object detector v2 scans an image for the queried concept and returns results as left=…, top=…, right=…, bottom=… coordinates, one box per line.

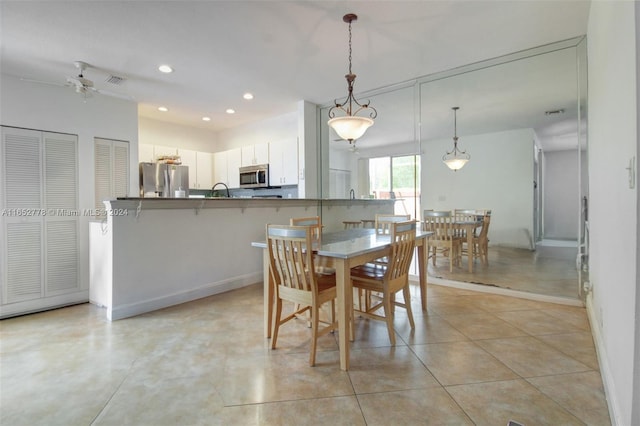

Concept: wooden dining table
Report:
left=252, top=227, right=432, bottom=371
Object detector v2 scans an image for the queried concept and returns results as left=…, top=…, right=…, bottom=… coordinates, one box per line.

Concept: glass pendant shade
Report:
left=328, top=116, right=374, bottom=142
left=443, top=155, right=470, bottom=171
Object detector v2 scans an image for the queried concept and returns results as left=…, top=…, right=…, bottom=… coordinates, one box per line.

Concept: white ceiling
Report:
left=1, top=1, right=590, bottom=150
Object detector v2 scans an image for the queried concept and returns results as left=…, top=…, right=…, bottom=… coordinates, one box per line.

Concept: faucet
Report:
left=349, top=188, right=355, bottom=200
left=211, top=182, right=230, bottom=198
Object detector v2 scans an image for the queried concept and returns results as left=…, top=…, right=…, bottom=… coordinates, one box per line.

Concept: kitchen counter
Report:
left=90, top=197, right=396, bottom=320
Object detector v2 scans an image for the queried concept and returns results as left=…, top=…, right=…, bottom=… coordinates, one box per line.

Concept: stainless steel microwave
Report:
left=239, top=164, right=269, bottom=188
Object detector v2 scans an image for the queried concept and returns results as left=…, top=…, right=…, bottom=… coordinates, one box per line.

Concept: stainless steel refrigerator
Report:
left=139, top=162, right=189, bottom=198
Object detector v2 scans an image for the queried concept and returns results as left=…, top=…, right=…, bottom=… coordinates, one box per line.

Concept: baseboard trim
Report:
left=0, top=290, right=90, bottom=319
left=107, top=272, right=262, bottom=321
left=586, top=293, right=619, bottom=426
left=425, top=276, right=584, bottom=307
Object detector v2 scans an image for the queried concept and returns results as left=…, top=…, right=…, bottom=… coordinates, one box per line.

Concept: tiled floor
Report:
left=1, top=281, right=610, bottom=425
left=428, top=243, right=582, bottom=299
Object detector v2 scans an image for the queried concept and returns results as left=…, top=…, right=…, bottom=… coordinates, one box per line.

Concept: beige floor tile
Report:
left=541, top=304, right=591, bottom=330
left=446, top=379, right=583, bottom=425
left=426, top=295, right=489, bottom=317
left=218, top=396, right=367, bottom=426
left=527, top=371, right=611, bottom=426
left=495, top=309, right=586, bottom=335
left=537, top=331, right=600, bottom=370
left=476, top=336, right=592, bottom=377
left=347, top=345, right=440, bottom=393
left=396, top=313, right=469, bottom=345
left=0, top=275, right=611, bottom=425
left=440, top=312, right=528, bottom=340
left=219, top=351, right=353, bottom=405
left=411, top=341, right=519, bottom=385
left=357, top=388, right=473, bottom=425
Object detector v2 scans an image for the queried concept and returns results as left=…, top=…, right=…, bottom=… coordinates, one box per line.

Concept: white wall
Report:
left=422, top=128, right=535, bottom=249
left=216, top=110, right=297, bottom=150
left=138, top=116, right=218, bottom=152
left=0, top=74, right=138, bottom=295
left=587, top=2, right=639, bottom=425
left=543, top=149, right=579, bottom=240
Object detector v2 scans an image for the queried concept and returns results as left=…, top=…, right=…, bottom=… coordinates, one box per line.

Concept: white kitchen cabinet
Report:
left=178, top=148, right=197, bottom=189
left=175, top=149, right=213, bottom=190
left=196, top=152, right=213, bottom=190
left=269, top=138, right=298, bottom=186
left=139, top=143, right=155, bottom=163
left=213, top=151, right=227, bottom=186
left=241, top=143, right=269, bottom=166
left=227, top=148, right=242, bottom=188
left=212, top=148, right=241, bottom=188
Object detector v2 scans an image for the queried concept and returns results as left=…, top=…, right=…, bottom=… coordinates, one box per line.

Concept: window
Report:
left=369, top=155, right=421, bottom=218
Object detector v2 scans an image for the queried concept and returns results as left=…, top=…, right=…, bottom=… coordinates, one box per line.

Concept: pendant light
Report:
left=442, top=107, right=470, bottom=171
left=328, top=13, right=377, bottom=144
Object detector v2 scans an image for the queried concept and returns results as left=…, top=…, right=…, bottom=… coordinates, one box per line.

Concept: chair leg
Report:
left=271, top=298, right=283, bottom=349
left=402, top=284, right=415, bottom=329
left=383, top=292, right=396, bottom=345
left=309, top=305, right=319, bottom=366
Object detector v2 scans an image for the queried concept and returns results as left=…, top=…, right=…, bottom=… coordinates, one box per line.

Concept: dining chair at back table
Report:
left=350, top=220, right=417, bottom=345
left=461, top=210, right=492, bottom=266
left=423, top=210, right=463, bottom=272
left=266, top=223, right=338, bottom=366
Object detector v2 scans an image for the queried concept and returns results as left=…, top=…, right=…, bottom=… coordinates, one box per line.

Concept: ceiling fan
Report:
left=21, top=61, right=132, bottom=100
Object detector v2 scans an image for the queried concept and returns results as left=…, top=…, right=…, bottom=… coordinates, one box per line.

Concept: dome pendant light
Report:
left=328, top=13, right=377, bottom=144
left=443, top=107, right=470, bottom=171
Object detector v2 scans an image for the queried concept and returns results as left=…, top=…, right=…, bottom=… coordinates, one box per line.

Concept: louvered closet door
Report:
left=112, top=141, right=129, bottom=198
left=95, top=139, right=113, bottom=214
left=2, top=127, right=44, bottom=303
left=43, top=132, right=79, bottom=295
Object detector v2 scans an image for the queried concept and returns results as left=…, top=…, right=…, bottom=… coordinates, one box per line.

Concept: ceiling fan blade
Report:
left=94, top=88, right=134, bottom=101
left=21, top=77, right=67, bottom=87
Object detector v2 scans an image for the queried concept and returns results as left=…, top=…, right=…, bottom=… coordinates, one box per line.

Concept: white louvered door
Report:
left=1, top=127, right=79, bottom=305
left=44, top=132, right=79, bottom=295
left=94, top=138, right=129, bottom=216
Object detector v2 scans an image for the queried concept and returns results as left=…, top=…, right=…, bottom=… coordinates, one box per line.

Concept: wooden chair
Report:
left=351, top=220, right=417, bottom=345
left=423, top=210, right=462, bottom=272
left=343, top=221, right=361, bottom=229
left=361, top=219, right=375, bottom=229
left=267, top=224, right=338, bottom=366
left=374, top=214, right=411, bottom=234
left=290, top=216, right=333, bottom=274
left=462, top=211, right=491, bottom=266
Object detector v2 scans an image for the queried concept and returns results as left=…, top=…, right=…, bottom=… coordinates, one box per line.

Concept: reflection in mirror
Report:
left=319, top=37, right=587, bottom=300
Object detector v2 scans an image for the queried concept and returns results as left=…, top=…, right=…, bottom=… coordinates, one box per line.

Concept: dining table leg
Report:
left=417, top=243, right=427, bottom=310
left=334, top=257, right=351, bottom=371
left=263, top=248, right=273, bottom=338
left=467, top=225, right=474, bottom=273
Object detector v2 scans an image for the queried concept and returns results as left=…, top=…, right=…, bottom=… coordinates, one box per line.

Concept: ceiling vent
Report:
left=105, top=75, right=126, bottom=85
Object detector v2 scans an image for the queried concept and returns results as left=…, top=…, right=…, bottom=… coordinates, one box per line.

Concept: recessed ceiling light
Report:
left=158, top=65, right=173, bottom=73
left=202, top=116, right=211, bottom=121
left=226, top=109, right=235, bottom=114
left=158, top=106, right=169, bottom=112
left=243, top=93, right=254, bottom=100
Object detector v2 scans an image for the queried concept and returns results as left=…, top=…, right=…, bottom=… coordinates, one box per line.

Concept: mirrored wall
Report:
left=318, top=37, right=588, bottom=300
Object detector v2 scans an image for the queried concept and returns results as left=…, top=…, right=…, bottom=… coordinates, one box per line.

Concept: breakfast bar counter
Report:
left=90, top=197, right=395, bottom=320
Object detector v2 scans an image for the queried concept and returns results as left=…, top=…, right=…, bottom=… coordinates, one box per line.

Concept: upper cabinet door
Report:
left=227, top=148, right=242, bottom=188
left=178, top=149, right=197, bottom=189
left=196, top=152, right=213, bottom=190
left=269, top=138, right=298, bottom=186
left=212, top=151, right=228, bottom=186
left=254, top=143, right=269, bottom=164
left=139, top=144, right=155, bottom=163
